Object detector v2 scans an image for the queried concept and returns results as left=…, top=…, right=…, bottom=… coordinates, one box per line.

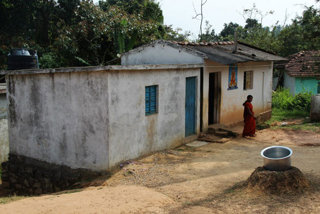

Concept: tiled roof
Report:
left=285, top=51, right=320, bottom=77
left=172, top=40, right=286, bottom=64
left=122, top=40, right=286, bottom=65
left=172, top=41, right=235, bottom=46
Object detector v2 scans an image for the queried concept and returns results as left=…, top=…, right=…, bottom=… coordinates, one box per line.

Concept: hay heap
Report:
left=246, top=167, right=309, bottom=194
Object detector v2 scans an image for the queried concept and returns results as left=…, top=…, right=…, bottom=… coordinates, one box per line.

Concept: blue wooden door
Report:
left=185, top=77, right=197, bottom=136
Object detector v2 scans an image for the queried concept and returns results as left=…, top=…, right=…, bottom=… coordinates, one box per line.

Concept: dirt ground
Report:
left=1, top=125, right=320, bottom=214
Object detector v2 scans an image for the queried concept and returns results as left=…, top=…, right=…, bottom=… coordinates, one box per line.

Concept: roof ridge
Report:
left=121, top=39, right=286, bottom=65
left=172, top=41, right=234, bottom=46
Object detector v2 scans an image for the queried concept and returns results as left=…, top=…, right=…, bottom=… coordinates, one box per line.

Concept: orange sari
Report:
left=242, top=101, right=256, bottom=137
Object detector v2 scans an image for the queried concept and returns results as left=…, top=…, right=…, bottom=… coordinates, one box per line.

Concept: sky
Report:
left=94, top=0, right=316, bottom=39
left=158, top=0, right=315, bottom=38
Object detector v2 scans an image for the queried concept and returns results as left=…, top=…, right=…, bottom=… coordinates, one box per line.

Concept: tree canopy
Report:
left=197, top=3, right=320, bottom=57
left=0, top=0, right=188, bottom=69
left=1, top=1, right=320, bottom=69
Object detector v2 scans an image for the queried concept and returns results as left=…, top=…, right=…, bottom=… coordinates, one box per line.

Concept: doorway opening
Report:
left=208, top=72, right=221, bottom=125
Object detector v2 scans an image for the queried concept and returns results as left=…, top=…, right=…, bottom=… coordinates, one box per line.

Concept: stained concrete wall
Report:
left=311, top=95, right=320, bottom=121
left=0, top=92, right=9, bottom=164
left=284, top=73, right=296, bottom=95
left=204, top=60, right=273, bottom=127
left=121, top=43, right=204, bottom=65
left=7, top=72, right=110, bottom=171
left=107, top=68, right=200, bottom=166
left=0, top=94, right=7, bottom=119
left=5, top=65, right=201, bottom=171
left=0, top=88, right=9, bottom=163
left=0, top=119, right=8, bottom=163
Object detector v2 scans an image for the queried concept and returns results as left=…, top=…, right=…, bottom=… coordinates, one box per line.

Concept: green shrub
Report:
left=272, top=88, right=293, bottom=109
left=272, top=88, right=312, bottom=112
left=39, top=52, right=61, bottom=69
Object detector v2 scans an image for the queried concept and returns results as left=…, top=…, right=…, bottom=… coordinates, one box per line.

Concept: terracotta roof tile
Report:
left=285, top=50, right=320, bottom=77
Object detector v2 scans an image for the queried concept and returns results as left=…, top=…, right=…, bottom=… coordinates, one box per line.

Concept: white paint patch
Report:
left=121, top=43, right=204, bottom=65
left=186, top=141, right=208, bottom=147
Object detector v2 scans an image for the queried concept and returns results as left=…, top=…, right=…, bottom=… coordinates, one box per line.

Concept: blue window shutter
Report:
left=145, top=85, right=158, bottom=115
left=145, top=87, right=150, bottom=114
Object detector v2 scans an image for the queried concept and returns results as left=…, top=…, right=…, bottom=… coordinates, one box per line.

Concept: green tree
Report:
left=99, top=0, right=163, bottom=23
left=0, top=0, right=172, bottom=68
left=52, top=0, right=166, bottom=67
left=244, top=18, right=261, bottom=30
left=276, top=22, right=304, bottom=56
left=298, top=6, right=320, bottom=50
left=219, top=22, right=240, bottom=40
left=163, top=26, right=191, bottom=42
left=276, top=6, right=320, bottom=56
left=198, top=21, right=219, bottom=42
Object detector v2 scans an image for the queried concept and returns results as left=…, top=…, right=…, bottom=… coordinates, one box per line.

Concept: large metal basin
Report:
left=261, top=146, right=293, bottom=171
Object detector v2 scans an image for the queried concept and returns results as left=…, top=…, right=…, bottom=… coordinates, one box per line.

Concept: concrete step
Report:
left=198, top=133, right=229, bottom=143
left=207, top=125, right=239, bottom=138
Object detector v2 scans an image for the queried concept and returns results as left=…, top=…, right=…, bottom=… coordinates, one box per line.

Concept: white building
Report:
left=3, top=64, right=202, bottom=172
left=1, top=40, right=285, bottom=192
left=122, top=40, right=286, bottom=129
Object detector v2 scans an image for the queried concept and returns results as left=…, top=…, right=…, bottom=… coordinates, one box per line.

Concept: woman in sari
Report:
left=242, top=95, right=256, bottom=137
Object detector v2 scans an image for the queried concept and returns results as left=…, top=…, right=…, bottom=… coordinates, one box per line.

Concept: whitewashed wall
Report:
left=284, top=73, right=296, bottom=95
left=0, top=119, right=8, bottom=163
left=204, top=60, right=273, bottom=126
left=121, top=43, right=204, bottom=65
left=107, top=68, right=200, bottom=166
left=7, top=72, right=110, bottom=171
left=6, top=66, right=201, bottom=171
left=0, top=94, right=7, bottom=119
left=121, top=43, right=274, bottom=129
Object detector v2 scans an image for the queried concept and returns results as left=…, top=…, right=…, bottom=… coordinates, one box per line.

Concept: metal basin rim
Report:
left=260, top=146, right=293, bottom=160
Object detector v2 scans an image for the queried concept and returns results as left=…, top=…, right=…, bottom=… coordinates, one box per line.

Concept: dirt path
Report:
left=1, top=127, right=320, bottom=213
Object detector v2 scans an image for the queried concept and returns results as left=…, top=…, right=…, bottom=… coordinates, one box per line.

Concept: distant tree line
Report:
left=198, top=3, right=320, bottom=57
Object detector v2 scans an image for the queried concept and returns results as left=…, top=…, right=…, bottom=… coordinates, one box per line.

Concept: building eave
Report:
left=0, top=64, right=204, bottom=76
left=286, top=71, right=320, bottom=78
left=121, top=40, right=208, bottom=60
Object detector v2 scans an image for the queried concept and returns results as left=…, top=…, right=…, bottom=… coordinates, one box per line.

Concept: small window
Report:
left=243, top=71, right=253, bottom=90
left=145, top=85, right=158, bottom=115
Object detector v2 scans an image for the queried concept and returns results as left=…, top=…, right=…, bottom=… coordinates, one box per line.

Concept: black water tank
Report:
left=7, top=49, right=39, bottom=70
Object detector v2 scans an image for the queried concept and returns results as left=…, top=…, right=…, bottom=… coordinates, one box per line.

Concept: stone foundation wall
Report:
left=226, top=110, right=272, bottom=128
left=258, top=110, right=272, bottom=123
left=1, top=154, right=104, bottom=195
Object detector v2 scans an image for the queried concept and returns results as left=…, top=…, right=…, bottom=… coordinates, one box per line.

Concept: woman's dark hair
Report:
left=243, top=95, right=253, bottom=106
